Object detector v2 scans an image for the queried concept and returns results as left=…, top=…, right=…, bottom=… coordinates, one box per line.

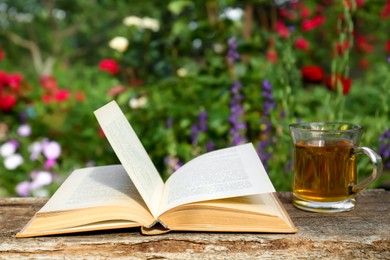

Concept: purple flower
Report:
left=206, top=141, right=215, bottom=152
left=164, top=155, right=183, bottom=175
left=229, top=80, right=247, bottom=145
left=16, top=181, right=31, bottom=197
left=191, top=110, right=209, bottom=145
left=379, top=129, right=390, bottom=169
left=198, top=111, right=207, bottom=132
left=191, top=124, right=199, bottom=145
left=227, top=37, right=240, bottom=63
left=166, top=118, right=173, bottom=128
left=257, top=80, right=277, bottom=170
left=226, top=37, right=247, bottom=145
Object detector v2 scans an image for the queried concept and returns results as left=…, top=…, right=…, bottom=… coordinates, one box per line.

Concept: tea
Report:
left=293, top=138, right=357, bottom=202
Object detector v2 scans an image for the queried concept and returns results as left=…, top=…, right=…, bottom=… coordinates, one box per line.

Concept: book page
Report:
left=94, top=101, right=164, bottom=218
left=39, top=165, right=151, bottom=217
left=157, top=143, right=275, bottom=216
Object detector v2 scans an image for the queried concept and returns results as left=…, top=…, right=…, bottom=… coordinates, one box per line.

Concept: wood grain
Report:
left=1, top=190, right=389, bottom=259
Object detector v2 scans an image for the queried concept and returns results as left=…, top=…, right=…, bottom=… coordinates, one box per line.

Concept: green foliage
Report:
left=0, top=0, right=390, bottom=197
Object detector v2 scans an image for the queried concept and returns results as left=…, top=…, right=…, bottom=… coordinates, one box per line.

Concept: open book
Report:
left=16, top=101, right=296, bottom=238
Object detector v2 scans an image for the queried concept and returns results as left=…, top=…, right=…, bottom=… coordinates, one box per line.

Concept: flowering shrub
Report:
left=1, top=1, right=390, bottom=196
left=0, top=123, right=62, bottom=197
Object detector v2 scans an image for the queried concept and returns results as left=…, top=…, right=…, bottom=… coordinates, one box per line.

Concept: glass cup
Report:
left=289, top=122, right=383, bottom=213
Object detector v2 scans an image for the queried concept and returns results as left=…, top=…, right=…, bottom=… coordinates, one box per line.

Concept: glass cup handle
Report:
left=349, top=146, right=383, bottom=194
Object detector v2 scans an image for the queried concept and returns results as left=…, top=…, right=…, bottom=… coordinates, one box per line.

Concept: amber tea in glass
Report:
left=290, top=122, right=383, bottom=212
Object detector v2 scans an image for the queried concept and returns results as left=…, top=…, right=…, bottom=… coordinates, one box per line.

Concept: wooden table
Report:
left=1, top=190, right=389, bottom=259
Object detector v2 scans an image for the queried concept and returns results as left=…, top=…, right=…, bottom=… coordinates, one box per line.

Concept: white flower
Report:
left=30, top=171, right=53, bottom=190
left=109, top=36, right=129, bottom=53
left=221, top=7, right=243, bottom=21
left=29, top=141, right=43, bottom=161
left=4, top=153, right=24, bottom=170
left=32, top=188, right=50, bottom=198
left=17, top=124, right=32, bottom=137
left=0, top=140, right=18, bottom=158
left=213, top=43, right=225, bottom=54
left=123, top=16, right=143, bottom=27
left=123, top=16, right=159, bottom=31
left=42, top=141, right=61, bottom=160
left=129, top=96, right=148, bottom=109
left=177, top=68, right=188, bottom=77
left=142, top=17, right=160, bottom=31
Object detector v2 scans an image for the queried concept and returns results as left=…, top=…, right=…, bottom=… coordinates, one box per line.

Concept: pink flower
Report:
left=108, top=85, right=126, bottom=97
left=99, top=59, right=120, bottom=76
left=301, top=15, right=325, bottom=31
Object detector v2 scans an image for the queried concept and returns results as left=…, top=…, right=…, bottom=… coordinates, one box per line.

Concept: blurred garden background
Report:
left=1, top=0, right=390, bottom=197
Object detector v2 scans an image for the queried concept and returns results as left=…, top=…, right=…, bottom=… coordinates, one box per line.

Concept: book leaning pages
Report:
left=16, top=101, right=296, bottom=238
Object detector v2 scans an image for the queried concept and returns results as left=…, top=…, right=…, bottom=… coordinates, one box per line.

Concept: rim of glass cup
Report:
left=289, top=122, right=363, bottom=133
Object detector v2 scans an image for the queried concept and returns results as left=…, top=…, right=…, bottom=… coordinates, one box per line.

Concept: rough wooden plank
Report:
left=1, top=190, right=389, bottom=259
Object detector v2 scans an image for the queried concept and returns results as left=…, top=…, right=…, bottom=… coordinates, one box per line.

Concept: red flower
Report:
left=381, top=2, right=390, bottom=19
left=74, top=91, right=86, bottom=102
left=345, top=0, right=365, bottom=9
left=359, top=58, right=369, bottom=70
left=54, top=89, right=70, bottom=102
left=266, top=49, right=278, bottom=63
left=41, top=94, right=52, bottom=103
left=0, top=71, right=8, bottom=87
left=336, top=40, right=350, bottom=56
left=278, top=9, right=296, bottom=21
left=301, top=15, right=325, bottom=31
left=40, top=75, right=58, bottom=93
left=0, top=93, right=17, bottom=111
left=386, top=40, right=390, bottom=53
left=6, top=73, right=23, bottom=93
left=301, top=66, right=324, bottom=83
left=356, top=35, right=373, bottom=53
left=300, top=7, right=311, bottom=20
left=0, top=48, right=4, bottom=62
left=99, top=59, right=120, bottom=76
left=325, top=74, right=352, bottom=95
left=275, top=20, right=290, bottom=39
left=295, top=37, right=310, bottom=51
